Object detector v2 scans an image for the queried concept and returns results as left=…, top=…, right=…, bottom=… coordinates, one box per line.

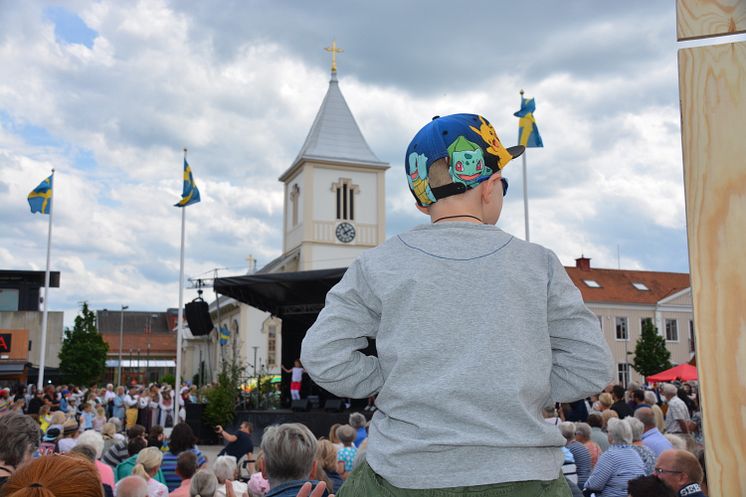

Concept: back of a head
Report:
left=169, top=423, right=197, bottom=455
left=607, top=418, right=633, bottom=445
left=177, top=450, right=198, bottom=480
left=116, top=475, right=149, bottom=497
left=68, top=444, right=97, bottom=463
left=190, top=469, right=218, bottom=497
left=77, top=430, right=105, bottom=459
left=0, top=412, right=41, bottom=467
left=134, top=446, right=163, bottom=476
left=558, top=422, right=576, bottom=441
left=315, top=439, right=337, bottom=472
left=126, top=424, right=146, bottom=440
left=669, top=449, right=704, bottom=484
left=643, top=390, right=658, bottom=406
left=2, top=454, right=101, bottom=497
left=633, top=389, right=646, bottom=403
left=612, top=384, right=625, bottom=400
left=574, top=422, right=592, bottom=441
left=627, top=474, right=676, bottom=497
left=598, top=392, right=613, bottom=408
left=624, top=417, right=645, bottom=441
left=634, top=407, right=656, bottom=429
left=336, top=425, right=356, bottom=445
left=348, top=412, right=366, bottom=429
left=261, top=423, right=317, bottom=485
left=128, top=436, right=148, bottom=456
left=212, top=455, right=237, bottom=484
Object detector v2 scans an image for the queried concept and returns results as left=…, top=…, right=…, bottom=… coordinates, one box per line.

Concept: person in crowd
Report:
left=104, top=384, right=117, bottom=417
left=558, top=422, right=592, bottom=489
left=216, top=421, right=254, bottom=473
left=347, top=413, right=366, bottom=448
left=132, top=446, right=169, bottom=497
left=2, top=454, right=103, bottom=497
left=0, top=412, right=41, bottom=492
left=631, top=390, right=649, bottom=411
left=643, top=391, right=665, bottom=432
left=0, top=387, right=12, bottom=415
left=327, top=424, right=342, bottom=452
left=138, top=388, right=153, bottom=429
left=695, top=448, right=708, bottom=497
left=661, top=384, right=690, bottom=439
left=113, top=386, right=127, bottom=422
left=664, top=434, right=687, bottom=450
left=161, top=423, right=208, bottom=492
left=104, top=424, right=148, bottom=467
left=78, top=429, right=116, bottom=492
left=102, top=422, right=119, bottom=454
left=587, top=414, right=610, bottom=452
left=38, top=426, right=61, bottom=455
left=583, top=418, right=645, bottom=497
left=574, top=422, right=601, bottom=468
left=149, top=425, right=167, bottom=450
left=560, top=446, right=577, bottom=485
left=116, top=436, right=167, bottom=485
left=626, top=474, right=676, bottom=497
left=624, top=417, right=656, bottom=475
left=213, top=455, right=249, bottom=497
left=260, top=423, right=327, bottom=497
left=170, top=450, right=198, bottom=497
left=597, top=392, right=613, bottom=413
left=125, top=386, right=140, bottom=429
left=48, top=410, right=66, bottom=433
left=247, top=451, right=269, bottom=497
left=118, top=474, right=150, bottom=497
left=57, top=418, right=80, bottom=453
left=315, top=440, right=343, bottom=494
left=633, top=407, right=672, bottom=458
left=542, top=405, right=562, bottom=425
left=94, top=405, right=108, bottom=432
left=334, top=425, right=357, bottom=480
left=26, top=388, right=44, bottom=421
left=562, top=400, right=589, bottom=423
left=281, top=360, right=305, bottom=401
left=43, top=384, right=60, bottom=411
left=69, top=444, right=114, bottom=497
left=654, top=449, right=706, bottom=497
left=159, top=388, right=175, bottom=428
left=38, top=404, right=52, bottom=432
left=601, top=409, right=619, bottom=431
left=189, top=470, right=218, bottom=497
left=81, top=401, right=96, bottom=431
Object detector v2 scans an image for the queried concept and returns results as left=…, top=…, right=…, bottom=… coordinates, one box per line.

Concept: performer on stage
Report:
left=282, top=360, right=305, bottom=401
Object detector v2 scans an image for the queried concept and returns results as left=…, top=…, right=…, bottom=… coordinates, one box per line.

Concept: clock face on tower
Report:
left=335, top=222, right=356, bottom=243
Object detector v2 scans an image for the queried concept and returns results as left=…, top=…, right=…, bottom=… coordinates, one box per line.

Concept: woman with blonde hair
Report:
left=133, top=446, right=169, bottom=497
left=601, top=408, right=619, bottom=431
left=327, top=423, right=342, bottom=451
left=2, top=454, right=102, bottom=497
left=315, top=439, right=343, bottom=493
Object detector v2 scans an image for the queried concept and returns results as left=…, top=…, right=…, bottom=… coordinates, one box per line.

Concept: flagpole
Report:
left=522, top=146, right=530, bottom=243
left=37, top=169, right=55, bottom=390
left=175, top=149, right=187, bottom=419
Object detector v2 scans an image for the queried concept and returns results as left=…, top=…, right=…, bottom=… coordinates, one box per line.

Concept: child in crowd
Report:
left=81, top=401, right=95, bottom=431
left=301, top=113, right=613, bottom=496
left=282, top=359, right=305, bottom=401
left=38, top=405, right=51, bottom=432
left=335, top=425, right=357, bottom=480
left=93, top=405, right=107, bottom=432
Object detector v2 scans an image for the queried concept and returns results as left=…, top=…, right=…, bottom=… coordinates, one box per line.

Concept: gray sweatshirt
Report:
left=301, top=222, right=613, bottom=489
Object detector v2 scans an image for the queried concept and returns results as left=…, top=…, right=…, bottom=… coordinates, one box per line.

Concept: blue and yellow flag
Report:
left=174, top=159, right=201, bottom=207
left=28, top=175, right=53, bottom=214
left=219, top=325, right=230, bottom=346
left=514, top=97, right=544, bottom=148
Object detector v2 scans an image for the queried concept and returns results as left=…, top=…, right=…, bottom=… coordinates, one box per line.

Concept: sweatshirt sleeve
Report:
left=300, top=257, right=384, bottom=398
left=546, top=251, right=613, bottom=402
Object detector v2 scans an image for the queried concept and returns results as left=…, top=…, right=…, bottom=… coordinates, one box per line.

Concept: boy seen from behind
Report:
left=301, top=113, right=613, bottom=497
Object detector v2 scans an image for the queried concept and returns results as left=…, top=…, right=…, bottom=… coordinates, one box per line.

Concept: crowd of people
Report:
left=0, top=377, right=709, bottom=497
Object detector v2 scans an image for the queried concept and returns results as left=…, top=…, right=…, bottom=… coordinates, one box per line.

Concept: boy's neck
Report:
left=431, top=214, right=483, bottom=224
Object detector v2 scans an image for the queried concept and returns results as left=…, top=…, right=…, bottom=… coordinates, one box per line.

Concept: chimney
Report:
left=575, top=256, right=591, bottom=271
left=246, top=255, right=257, bottom=275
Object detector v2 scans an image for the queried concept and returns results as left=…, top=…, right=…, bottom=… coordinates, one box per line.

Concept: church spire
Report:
left=324, top=40, right=343, bottom=80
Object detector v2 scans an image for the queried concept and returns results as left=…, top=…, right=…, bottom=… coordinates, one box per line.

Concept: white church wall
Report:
left=284, top=170, right=305, bottom=252
left=301, top=243, right=368, bottom=271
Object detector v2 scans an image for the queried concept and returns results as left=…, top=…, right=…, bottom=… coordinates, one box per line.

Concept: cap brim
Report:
left=507, top=145, right=525, bottom=159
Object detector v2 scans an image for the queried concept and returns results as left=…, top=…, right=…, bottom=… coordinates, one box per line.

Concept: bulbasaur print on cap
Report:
left=405, top=113, right=524, bottom=206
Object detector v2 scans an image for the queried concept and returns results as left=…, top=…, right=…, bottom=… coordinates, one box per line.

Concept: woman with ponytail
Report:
left=132, top=447, right=168, bottom=497
left=1, top=454, right=102, bottom=497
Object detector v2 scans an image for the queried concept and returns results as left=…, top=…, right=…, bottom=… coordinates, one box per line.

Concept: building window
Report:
left=615, top=317, right=629, bottom=340
left=689, top=320, right=696, bottom=353
left=290, top=184, right=300, bottom=226
left=617, top=363, right=630, bottom=387
left=640, top=317, right=653, bottom=332
left=0, top=289, right=20, bottom=311
left=583, top=279, right=601, bottom=288
left=632, top=282, right=649, bottom=291
left=267, top=324, right=277, bottom=368
left=665, top=319, right=679, bottom=341
left=331, top=178, right=359, bottom=220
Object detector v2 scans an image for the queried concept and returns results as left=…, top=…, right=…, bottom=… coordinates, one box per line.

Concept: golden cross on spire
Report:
left=324, top=40, right=344, bottom=73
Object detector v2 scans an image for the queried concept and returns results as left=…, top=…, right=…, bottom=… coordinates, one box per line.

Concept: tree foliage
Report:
left=59, top=302, right=109, bottom=385
left=630, top=318, right=672, bottom=378
left=203, top=361, right=243, bottom=428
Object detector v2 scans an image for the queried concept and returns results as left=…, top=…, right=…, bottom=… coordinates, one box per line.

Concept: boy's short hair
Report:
left=336, top=424, right=356, bottom=444
left=404, top=113, right=523, bottom=206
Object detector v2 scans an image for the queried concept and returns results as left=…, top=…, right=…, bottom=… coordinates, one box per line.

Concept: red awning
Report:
left=646, top=363, right=698, bottom=382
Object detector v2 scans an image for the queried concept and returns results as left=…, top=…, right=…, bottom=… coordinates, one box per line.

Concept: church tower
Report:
left=277, top=43, right=389, bottom=271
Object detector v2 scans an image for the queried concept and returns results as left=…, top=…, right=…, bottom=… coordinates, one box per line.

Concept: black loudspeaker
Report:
left=291, top=399, right=311, bottom=412
left=185, top=300, right=214, bottom=336
left=324, top=399, right=343, bottom=412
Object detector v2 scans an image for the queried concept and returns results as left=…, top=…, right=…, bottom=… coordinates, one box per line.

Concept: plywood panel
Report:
left=677, top=0, right=746, bottom=41
left=678, top=41, right=746, bottom=497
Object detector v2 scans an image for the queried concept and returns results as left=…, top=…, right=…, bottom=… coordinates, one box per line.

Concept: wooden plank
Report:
left=678, top=41, right=746, bottom=497
left=677, top=0, right=746, bottom=41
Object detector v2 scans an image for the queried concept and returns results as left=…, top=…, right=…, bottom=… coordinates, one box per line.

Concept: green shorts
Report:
left=336, top=461, right=572, bottom=497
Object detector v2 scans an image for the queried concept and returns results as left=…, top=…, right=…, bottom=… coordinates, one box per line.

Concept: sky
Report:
left=1, top=1, right=734, bottom=327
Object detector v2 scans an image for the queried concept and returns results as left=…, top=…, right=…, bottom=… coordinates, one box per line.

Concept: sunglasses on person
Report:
left=654, top=467, right=683, bottom=475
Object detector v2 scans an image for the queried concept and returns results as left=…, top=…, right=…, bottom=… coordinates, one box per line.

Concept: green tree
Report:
left=630, top=318, right=672, bottom=378
left=59, top=302, right=109, bottom=385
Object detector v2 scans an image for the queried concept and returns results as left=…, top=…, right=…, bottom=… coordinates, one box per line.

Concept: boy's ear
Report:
left=480, top=175, right=499, bottom=202
left=415, top=203, right=431, bottom=216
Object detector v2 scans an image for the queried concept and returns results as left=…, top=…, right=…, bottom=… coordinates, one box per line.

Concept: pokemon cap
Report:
left=405, top=113, right=524, bottom=206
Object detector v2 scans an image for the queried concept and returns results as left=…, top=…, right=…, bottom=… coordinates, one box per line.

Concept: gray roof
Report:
left=280, top=72, right=387, bottom=180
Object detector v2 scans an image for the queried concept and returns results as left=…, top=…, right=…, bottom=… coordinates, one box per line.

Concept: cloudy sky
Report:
left=1, top=1, right=729, bottom=326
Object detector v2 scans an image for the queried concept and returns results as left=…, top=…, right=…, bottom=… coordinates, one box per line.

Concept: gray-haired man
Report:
left=261, top=423, right=328, bottom=497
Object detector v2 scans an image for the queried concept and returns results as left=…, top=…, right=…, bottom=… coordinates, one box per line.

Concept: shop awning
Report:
left=105, top=360, right=176, bottom=368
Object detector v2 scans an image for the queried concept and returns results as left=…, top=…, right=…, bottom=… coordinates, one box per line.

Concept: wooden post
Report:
left=677, top=2, right=746, bottom=495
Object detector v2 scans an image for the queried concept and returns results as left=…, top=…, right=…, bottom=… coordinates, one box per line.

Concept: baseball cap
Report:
left=405, top=113, right=524, bottom=206
left=43, top=427, right=61, bottom=442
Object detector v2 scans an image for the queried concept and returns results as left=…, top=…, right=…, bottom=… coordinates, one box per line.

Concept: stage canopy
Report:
left=646, top=363, right=698, bottom=382
left=213, top=268, right=346, bottom=318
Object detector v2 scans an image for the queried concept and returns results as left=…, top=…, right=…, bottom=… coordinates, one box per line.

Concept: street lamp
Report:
left=145, top=314, right=158, bottom=384
left=118, top=305, right=129, bottom=386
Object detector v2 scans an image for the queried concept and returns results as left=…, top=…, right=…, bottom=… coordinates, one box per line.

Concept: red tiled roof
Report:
left=565, top=258, right=690, bottom=305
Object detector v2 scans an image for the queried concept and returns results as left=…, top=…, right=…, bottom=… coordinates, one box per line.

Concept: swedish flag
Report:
left=28, top=175, right=53, bottom=214
left=219, top=325, right=230, bottom=346
left=174, top=159, right=201, bottom=207
left=514, top=96, right=544, bottom=148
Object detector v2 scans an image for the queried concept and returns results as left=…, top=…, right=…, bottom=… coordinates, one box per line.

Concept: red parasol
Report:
left=646, top=363, right=698, bottom=382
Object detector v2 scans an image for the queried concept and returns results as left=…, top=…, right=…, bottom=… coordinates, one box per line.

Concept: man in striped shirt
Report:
left=558, top=422, right=592, bottom=489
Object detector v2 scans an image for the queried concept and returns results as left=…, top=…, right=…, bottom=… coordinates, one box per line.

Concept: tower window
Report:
left=290, top=184, right=300, bottom=226
left=331, top=178, right=359, bottom=220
